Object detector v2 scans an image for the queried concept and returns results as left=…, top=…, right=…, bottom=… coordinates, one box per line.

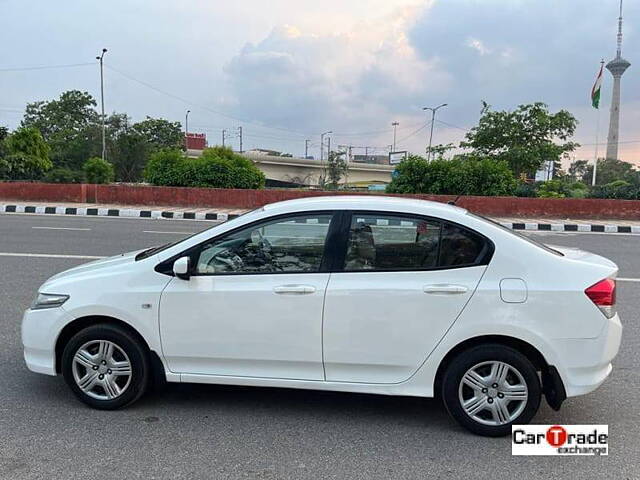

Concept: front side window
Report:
left=344, top=214, right=440, bottom=271
left=195, top=213, right=333, bottom=274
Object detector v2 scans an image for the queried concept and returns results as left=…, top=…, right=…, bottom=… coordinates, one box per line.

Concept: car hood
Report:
left=42, top=249, right=144, bottom=286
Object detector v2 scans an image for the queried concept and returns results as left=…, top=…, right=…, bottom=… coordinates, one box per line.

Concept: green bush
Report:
left=386, top=155, right=516, bottom=196
left=0, top=127, right=52, bottom=180
left=144, top=147, right=265, bottom=189
left=0, top=153, right=52, bottom=180
left=537, top=180, right=565, bottom=198
left=514, top=182, right=538, bottom=197
left=83, top=157, right=114, bottom=184
left=43, top=167, right=84, bottom=183
left=590, top=180, right=640, bottom=200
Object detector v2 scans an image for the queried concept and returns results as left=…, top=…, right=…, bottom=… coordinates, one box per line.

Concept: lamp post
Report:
left=391, top=121, right=399, bottom=152
left=96, top=48, right=108, bottom=161
left=422, top=103, right=447, bottom=162
left=185, top=110, right=190, bottom=149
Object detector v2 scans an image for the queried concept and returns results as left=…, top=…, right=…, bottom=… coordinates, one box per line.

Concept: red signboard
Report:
left=185, top=133, right=207, bottom=150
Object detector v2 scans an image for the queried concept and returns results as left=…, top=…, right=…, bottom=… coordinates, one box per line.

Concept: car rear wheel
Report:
left=61, top=324, right=149, bottom=409
left=441, top=344, right=541, bottom=436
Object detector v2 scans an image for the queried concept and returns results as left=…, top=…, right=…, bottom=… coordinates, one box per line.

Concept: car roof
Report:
left=262, top=195, right=468, bottom=216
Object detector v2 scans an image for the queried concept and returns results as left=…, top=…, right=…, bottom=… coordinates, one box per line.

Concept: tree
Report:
left=110, top=129, right=149, bottom=182
left=579, top=158, right=638, bottom=186
left=0, top=126, right=8, bottom=158
left=461, top=102, right=579, bottom=177
left=0, top=127, right=52, bottom=180
left=21, top=90, right=99, bottom=169
left=132, top=117, right=184, bottom=151
left=568, top=159, right=590, bottom=181
left=386, top=154, right=516, bottom=196
left=325, top=151, right=348, bottom=190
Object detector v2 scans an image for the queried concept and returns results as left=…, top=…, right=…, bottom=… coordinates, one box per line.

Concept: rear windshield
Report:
left=467, top=213, right=564, bottom=256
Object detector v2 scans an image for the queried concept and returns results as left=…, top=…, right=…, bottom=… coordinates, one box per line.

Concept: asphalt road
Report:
left=0, top=213, right=638, bottom=479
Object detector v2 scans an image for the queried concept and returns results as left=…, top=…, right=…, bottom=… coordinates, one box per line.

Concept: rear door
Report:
left=322, top=212, right=491, bottom=384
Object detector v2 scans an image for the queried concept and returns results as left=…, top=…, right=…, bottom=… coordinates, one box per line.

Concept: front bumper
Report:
left=21, top=306, right=73, bottom=376
left=551, top=312, right=622, bottom=398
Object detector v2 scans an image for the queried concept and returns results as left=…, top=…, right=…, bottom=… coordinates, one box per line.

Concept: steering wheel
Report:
left=254, top=229, right=272, bottom=254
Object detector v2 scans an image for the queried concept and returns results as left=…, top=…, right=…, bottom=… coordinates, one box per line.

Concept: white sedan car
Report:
left=22, top=196, right=621, bottom=436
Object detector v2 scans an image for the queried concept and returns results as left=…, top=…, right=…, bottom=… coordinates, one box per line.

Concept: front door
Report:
left=323, top=212, right=489, bottom=384
left=159, top=212, right=335, bottom=380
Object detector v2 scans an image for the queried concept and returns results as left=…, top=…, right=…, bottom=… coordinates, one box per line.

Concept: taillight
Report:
left=585, top=278, right=616, bottom=318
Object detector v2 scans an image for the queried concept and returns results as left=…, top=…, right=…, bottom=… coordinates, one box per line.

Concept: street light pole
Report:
left=222, top=129, right=226, bottom=147
left=305, top=139, right=310, bottom=158
left=422, top=103, right=447, bottom=162
left=238, top=126, right=243, bottom=153
left=96, top=48, right=108, bottom=161
left=391, top=121, right=399, bottom=152
left=185, top=110, right=190, bottom=149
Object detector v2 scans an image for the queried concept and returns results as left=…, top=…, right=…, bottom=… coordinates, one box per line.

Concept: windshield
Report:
left=134, top=207, right=264, bottom=261
left=468, top=213, right=564, bottom=256
left=135, top=239, right=184, bottom=261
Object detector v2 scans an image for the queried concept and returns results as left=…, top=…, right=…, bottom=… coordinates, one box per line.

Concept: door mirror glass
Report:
left=173, top=256, right=191, bottom=280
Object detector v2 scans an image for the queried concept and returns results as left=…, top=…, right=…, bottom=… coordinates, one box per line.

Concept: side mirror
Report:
left=173, top=256, right=192, bottom=280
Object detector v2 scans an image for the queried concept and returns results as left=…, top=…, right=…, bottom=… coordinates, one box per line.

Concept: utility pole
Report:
left=185, top=110, right=190, bottom=149
left=391, top=121, right=399, bottom=152
left=96, top=48, right=108, bottom=161
left=238, top=126, right=243, bottom=153
left=304, top=139, right=310, bottom=158
left=365, top=146, right=369, bottom=162
left=222, top=129, right=226, bottom=147
left=422, top=103, right=448, bottom=162
left=327, top=136, right=331, bottom=159
left=320, top=131, right=332, bottom=162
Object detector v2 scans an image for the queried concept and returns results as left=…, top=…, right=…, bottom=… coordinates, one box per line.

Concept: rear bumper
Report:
left=551, top=313, right=622, bottom=398
left=21, top=307, right=72, bottom=376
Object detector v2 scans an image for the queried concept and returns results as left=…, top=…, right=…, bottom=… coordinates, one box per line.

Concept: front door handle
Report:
left=273, top=284, right=316, bottom=295
left=423, top=284, right=468, bottom=295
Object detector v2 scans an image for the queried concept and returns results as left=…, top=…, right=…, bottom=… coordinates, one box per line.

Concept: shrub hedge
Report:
left=144, top=147, right=265, bottom=189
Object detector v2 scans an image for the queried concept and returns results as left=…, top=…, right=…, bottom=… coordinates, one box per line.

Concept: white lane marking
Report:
left=524, top=231, right=640, bottom=237
left=618, top=278, right=640, bottom=283
left=0, top=252, right=104, bottom=260
left=32, top=226, right=91, bottom=231
left=143, top=230, right=196, bottom=235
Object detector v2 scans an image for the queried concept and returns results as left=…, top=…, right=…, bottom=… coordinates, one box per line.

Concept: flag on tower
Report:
left=591, top=62, right=604, bottom=109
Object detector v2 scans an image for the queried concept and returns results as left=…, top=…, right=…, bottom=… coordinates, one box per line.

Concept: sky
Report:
left=0, top=0, right=638, bottom=166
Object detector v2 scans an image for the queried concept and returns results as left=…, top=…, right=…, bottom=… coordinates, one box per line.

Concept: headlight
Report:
left=31, top=293, right=69, bottom=310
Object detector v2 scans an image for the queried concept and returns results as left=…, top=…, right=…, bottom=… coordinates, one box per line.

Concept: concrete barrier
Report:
left=1, top=182, right=639, bottom=220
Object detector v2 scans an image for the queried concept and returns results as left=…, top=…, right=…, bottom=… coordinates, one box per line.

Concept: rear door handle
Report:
left=273, top=285, right=316, bottom=295
left=423, top=284, right=468, bottom=295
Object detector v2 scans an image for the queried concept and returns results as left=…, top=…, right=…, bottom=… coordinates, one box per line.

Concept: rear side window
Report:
left=439, top=223, right=486, bottom=267
left=343, top=213, right=490, bottom=272
left=345, top=214, right=440, bottom=271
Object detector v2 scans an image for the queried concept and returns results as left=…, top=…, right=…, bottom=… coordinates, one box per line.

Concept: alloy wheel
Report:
left=71, top=340, right=132, bottom=400
left=458, top=360, right=528, bottom=426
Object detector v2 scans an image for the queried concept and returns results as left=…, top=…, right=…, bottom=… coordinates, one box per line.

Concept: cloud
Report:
left=223, top=4, right=440, bottom=138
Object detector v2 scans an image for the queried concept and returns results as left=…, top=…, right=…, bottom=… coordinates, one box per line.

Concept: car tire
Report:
left=61, top=323, right=150, bottom=410
left=441, top=344, right=541, bottom=437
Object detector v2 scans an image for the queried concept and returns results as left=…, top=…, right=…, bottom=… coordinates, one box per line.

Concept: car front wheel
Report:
left=441, top=344, right=541, bottom=436
left=61, top=324, right=149, bottom=409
